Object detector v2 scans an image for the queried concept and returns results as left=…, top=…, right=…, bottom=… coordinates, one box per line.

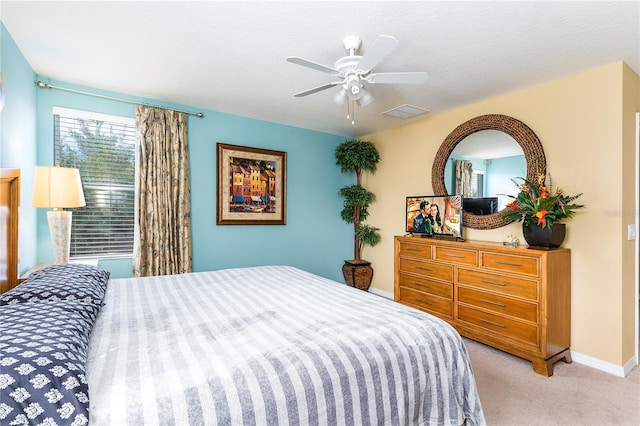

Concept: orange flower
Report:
left=507, top=202, right=519, bottom=210
left=535, top=209, right=548, bottom=227
left=502, top=174, right=584, bottom=229
left=539, top=186, right=549, bottom=198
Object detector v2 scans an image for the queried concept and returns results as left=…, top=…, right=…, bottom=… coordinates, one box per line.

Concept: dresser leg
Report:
left=532, top=349, right=572, bottom=376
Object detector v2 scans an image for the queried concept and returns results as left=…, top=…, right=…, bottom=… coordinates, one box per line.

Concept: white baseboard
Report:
left=571, top=350, right=638, bottom=377
left=368, top=287, right=393, bottom=299
left=622, top=355, right=639, bottom=376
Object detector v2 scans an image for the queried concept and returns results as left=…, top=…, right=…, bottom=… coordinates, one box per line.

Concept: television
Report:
left=405, top=195, right=463, bottom=239
left=463, top=197, right=499, bottom=215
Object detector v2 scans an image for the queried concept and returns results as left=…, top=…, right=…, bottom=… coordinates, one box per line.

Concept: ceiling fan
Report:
left=286, top=35, right=428, bottom=123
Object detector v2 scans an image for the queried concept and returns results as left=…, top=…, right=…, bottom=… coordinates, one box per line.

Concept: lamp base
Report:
left=47, top=210, right=72, bottom=264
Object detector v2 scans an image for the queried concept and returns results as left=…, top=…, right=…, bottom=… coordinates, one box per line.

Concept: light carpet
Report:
left=463, top=338, right=640, bottom=425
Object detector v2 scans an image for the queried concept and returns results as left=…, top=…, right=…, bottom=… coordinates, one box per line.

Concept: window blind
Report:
left=471, top=171, right=484, bottom=198
left=53, top=108, right=136, bottom=258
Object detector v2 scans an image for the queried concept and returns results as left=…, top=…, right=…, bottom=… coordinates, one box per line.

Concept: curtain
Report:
left=133, top=106, right=192, bottom=277
left=455, top=160, right=474, bottom=198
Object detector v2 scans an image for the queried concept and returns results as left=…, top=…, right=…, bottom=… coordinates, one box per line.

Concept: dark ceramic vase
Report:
left=342, top=260, right=374, bottom=291
left=522, top=222, right=566, bottom=249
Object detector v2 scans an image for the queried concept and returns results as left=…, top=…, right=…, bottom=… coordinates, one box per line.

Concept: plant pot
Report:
left=522, top=222, right=566, bottom=249
left=342, top=260, right=374, bottom=291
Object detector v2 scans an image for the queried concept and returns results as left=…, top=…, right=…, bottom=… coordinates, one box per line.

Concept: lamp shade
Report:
left=32, top=165, right=86, bottom=209
left=333, top=87, right=347, bottom=105
left=356, top=87, right=373, bottom=107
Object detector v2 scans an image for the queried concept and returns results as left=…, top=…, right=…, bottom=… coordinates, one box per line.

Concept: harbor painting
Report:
left=216, top=143, right=286, bottom=225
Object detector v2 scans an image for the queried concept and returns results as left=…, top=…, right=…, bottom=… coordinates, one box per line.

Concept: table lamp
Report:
left=32, top=165, right=86, bottom=263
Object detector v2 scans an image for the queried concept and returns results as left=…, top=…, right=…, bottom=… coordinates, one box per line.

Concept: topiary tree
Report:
left=335, top=138, right=381, bottom=260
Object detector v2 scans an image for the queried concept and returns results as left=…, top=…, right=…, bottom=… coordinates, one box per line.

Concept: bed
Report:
left=0, top=168, right=485, bottom=425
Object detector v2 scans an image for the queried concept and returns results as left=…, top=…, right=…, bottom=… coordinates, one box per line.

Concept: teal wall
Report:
left=34, top=78, right=353, bottom=283
left=0, top=23, right=38, bottom=274
left=486, top=154, right=527, bottom=208
left=3, top=21, right=354, bottom=283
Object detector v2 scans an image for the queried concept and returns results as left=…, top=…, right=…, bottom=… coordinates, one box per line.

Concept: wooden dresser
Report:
left=394, top=235, right=571, bottom=376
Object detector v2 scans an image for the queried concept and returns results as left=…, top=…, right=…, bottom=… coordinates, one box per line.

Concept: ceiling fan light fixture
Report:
left=346, top=75, right=363, bottom=100
left=334, top=87, right=347, bottom=105
left=356, top=87, right=373, bottom=107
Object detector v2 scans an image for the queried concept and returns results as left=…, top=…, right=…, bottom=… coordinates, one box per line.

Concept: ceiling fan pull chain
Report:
left=347, top=100, right=355, bottom=125
left=351, top=100, right=356, bottom=125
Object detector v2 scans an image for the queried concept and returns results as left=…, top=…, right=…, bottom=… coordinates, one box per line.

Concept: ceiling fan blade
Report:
left=367, top=72, right=429, bottom=85
left=294, top=82, right=342, bottom=97
left=287, top=57, right=342, bottom=76
left=356, top=35, right=399, bottom=74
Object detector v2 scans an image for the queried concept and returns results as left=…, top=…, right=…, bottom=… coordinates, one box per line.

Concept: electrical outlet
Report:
left=628, top=224, right=637, bottom=241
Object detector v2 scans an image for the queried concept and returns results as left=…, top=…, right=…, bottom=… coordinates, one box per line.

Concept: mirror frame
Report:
left=431, top=114, right=546, bottom=230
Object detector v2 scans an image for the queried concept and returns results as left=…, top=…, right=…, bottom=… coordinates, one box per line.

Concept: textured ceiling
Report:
left=2, top=1, right=639, bottom=137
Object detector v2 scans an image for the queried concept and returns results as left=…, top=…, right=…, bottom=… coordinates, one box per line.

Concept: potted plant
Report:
left=335, top=138, right=381, bottom=290
left=502, top=171, right=585, bottom=248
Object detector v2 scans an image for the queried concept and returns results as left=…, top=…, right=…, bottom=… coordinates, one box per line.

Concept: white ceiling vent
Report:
left=382, top=104, right=430, bottom=119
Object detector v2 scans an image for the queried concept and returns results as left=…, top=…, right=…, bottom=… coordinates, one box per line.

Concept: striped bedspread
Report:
left=86, top=266, right=485, bottom=425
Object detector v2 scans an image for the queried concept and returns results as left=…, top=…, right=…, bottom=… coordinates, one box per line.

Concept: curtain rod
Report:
left=35, top=81, right=204, bottom=118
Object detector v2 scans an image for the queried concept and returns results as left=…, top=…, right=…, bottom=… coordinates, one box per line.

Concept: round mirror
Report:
left=432, top=114, right=546, bottom=230
left=444, top=130, right=525, bottom=214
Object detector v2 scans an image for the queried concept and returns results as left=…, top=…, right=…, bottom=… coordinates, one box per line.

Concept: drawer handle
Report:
left=407, top=248, right=422, bottom=252
left=414, top=283, right=431, bottom=289
left=416, top=298, right=433, bottom=305
left=445, top=254, right=466, bottom=258
left=416, top=266, right=432, bottom=272
left=480, top=299, right=506, bottom=307
left=480, top=318, right=505, bottom=328
left=481, top=279, right=507, bottom=287
left=494, top=260, right=522, bottom=267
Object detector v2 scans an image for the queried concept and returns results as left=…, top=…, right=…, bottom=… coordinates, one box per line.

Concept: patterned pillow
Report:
left=0, top=301, right=95, bottom=425
left=0, top=264, right=110, bottom=315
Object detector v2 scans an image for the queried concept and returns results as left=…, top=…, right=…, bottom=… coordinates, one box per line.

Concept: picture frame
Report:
left=216, top=143, right=287, bottom=225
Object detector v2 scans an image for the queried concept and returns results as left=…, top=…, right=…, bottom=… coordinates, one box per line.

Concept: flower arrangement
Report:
left=502, top=172, right=585, bottom=229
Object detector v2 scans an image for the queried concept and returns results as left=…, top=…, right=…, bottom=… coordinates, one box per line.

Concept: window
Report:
left=53, top=107, right=136, bottom=258
left=471, top=170, right=485, bottom=198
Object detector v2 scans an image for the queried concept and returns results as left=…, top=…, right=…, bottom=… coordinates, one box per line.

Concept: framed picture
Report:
left=216, top=143, right=287, bottom=225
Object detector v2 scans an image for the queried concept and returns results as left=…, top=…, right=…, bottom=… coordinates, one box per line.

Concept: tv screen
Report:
left=405, top=195, right=463, bottom=238
left=463, top=197, right=499, bottom=215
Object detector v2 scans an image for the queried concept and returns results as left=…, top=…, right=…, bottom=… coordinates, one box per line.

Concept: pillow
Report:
left=0, top=301, right=95, bottom=425
left=26, top=264, right=110, bottom=291
left=0, top=264, right=110, bottom=314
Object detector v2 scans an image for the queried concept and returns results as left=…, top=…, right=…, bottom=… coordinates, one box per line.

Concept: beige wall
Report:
left=363, top=62, right=639, bottom=367
left=622, top=64, right=639, bottom=362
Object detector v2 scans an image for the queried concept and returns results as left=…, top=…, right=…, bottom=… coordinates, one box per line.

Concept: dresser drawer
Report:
left=458, top=305, right=538, bottom=346
left=399, top=272, right=452, bottom=299
left=399, top=258, right=453, bottom=282
left=434, top=246, right=478, bottom=266
left=458, top=287, right=538, bottom=323
left=395, top=236, right=571, bottom=376
left=398, top=287, right=452, bottom=318
left=457, top=268, right=538, bottom=301
left=399, top=242, right=432, bottom=259
left=481, top=252, right=539, bottom=277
